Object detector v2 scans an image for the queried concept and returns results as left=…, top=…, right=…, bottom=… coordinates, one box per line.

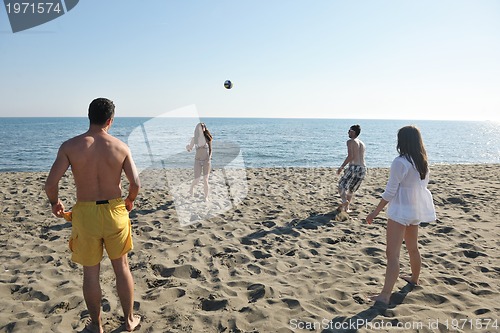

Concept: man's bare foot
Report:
left=400, top=274, right=419, bottom=286
left=126, top=314, right=141, bottom=332
left=339, top=200, right=350, bottom=212
left=82, top=321, right=103, bottom=333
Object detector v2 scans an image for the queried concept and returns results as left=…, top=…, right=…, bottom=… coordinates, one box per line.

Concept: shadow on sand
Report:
left=321, top=283, right=418, bottom=333
left=240, top=207, right=349, bottom=245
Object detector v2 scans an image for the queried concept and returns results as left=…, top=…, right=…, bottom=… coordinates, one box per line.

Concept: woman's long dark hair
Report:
left=194, top=123, right=212, bottom=143
left=397, top=126, right=428, bottom=180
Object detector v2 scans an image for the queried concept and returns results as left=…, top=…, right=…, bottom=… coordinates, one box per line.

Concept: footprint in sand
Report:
left=152, top=264, right=202, bottom=279
left=247, top=283, right=272, bottom=303
left=11, top=285, right=49, bottom=302
left=201, top=296, right=228, bottom=311
left=281, top=298, right=301, bottom=309
left=462, top=250, right=487, bottom=259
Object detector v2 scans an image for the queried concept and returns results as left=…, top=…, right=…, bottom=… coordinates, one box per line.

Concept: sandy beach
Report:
left=1, top=164, right=499, bottom=333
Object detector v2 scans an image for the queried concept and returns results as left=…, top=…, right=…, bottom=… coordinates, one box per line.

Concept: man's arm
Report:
left=45, top=145, right=70, bottom=217
left=123, top=148, right=140, bottom=211
left=337, top=140, right=354, bottom=175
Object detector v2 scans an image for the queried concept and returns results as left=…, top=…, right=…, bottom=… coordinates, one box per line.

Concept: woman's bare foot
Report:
left=400, top=274, right=419, bottom=286
left=368, top=293, right=390, bottom=305
left=126, top=314, right=141, bottom=331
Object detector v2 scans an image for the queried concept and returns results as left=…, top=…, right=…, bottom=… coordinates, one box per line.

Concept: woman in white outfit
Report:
left=186, top=123, right=213, bottom=201
left=366, top=125, right=436, bottom=305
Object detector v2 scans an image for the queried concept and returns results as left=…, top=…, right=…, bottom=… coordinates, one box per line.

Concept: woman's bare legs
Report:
left=202, top=161, right=211, bottom=201
left=372, top=219, right=406, bottom=304
left=190, top=161, right=202, bottom=196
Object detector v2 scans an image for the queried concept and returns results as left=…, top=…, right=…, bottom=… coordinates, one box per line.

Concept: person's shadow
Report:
left=321, top=282, right=417, bottom=333
left=240, top=207, right=349, bottom=245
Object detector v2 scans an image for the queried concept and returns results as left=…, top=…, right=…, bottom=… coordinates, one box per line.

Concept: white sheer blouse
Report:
left=382, top=156, right=436, bottom=226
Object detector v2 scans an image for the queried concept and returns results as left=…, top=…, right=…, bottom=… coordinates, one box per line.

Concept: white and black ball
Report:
left=224, top=80, right=233, bottom=89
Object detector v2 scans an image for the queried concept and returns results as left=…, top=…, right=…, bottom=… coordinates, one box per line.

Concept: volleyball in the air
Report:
left=224, top=80, right=233, bottom=89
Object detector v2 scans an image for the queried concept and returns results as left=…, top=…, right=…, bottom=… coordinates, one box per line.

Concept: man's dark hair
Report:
left=88, top=98, right=115, bottom=125
left=351, top=124, right=361, bottom=137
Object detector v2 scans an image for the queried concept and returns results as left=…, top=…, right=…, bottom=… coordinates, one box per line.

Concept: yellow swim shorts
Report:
left=69, top=198, right=133, bottom=266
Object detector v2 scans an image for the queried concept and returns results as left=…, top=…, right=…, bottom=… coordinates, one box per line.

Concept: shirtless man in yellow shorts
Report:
left=45, top=98, right=141, bottom=333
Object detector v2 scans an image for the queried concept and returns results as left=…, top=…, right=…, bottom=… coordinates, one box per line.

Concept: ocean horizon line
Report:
left=0, top=116, right=494, bottom=122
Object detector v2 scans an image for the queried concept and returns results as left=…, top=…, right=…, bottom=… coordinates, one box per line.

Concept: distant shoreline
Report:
left=1, top=162, right=499, bottom=174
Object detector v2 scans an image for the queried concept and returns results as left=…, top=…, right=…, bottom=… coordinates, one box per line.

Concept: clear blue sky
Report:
left=1, top=0, right=499, bottom=120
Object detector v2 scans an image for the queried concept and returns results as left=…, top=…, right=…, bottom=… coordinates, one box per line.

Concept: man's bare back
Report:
left=62, top=129, right=135, bottom=201
left=337, top=126, right=366, bottom=175
left=347, top=137, right=366, bottom=167
left=45, top=104, right=139, bottom=216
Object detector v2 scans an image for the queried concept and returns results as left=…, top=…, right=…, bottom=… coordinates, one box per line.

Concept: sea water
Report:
left=0, top=117, right=499, bottom=172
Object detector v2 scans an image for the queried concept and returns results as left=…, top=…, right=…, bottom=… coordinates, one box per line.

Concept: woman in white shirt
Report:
left=366, top=125, right=436, bottom=305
